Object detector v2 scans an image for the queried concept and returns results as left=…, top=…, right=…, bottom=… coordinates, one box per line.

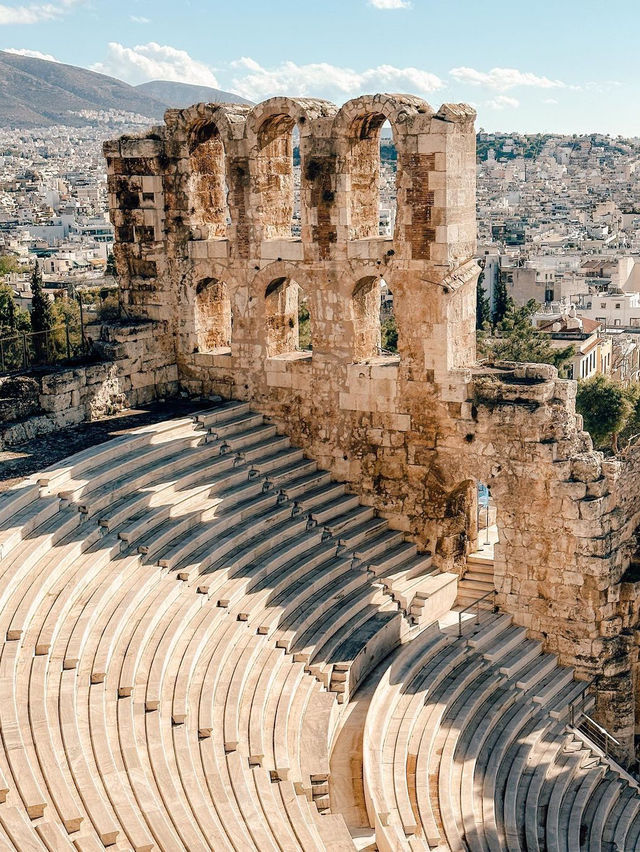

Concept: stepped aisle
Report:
left=0, top=402, right=456, bottom=850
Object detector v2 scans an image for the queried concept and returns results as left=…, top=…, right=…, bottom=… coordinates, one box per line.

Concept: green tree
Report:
left=476, top=270, right=491, bottom=330
left=381, top=315, right=398, bottom=353
left=616, top=383, right=640, bottom=449
left=484, top=300, right=574, bottom=371
left=30, top=261, right=54, bottom=361
left=576, top=375, right=633, bottom=453
left=0, top=254, right=20, bottom=278
left=0, top=284, right=30, bottom=336
left=97, top=292, right=120, bottom=322
left=51, top=294, right=81, bottom=356
left=492, top=276, right=512, bottom=326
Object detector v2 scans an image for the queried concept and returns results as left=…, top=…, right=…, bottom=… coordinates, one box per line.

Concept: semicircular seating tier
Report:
left=0, top=402, right=638, bottom=851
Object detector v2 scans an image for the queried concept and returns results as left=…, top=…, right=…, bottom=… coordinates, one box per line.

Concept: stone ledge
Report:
left=260, top=238, right=304, bottom=262
left=267, top=351, right=313, bottom=364
left=346, top=236, right=394, bottom=261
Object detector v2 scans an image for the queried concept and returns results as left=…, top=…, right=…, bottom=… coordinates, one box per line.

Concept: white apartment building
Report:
left=574, top=289, right=640, bottom=330
left=535, top=308, right=611, bottom=381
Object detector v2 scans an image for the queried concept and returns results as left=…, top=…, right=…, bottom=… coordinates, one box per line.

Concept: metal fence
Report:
left=0, top=320, right=88, bottom=375
left=575, top=712, right=621, bottom=759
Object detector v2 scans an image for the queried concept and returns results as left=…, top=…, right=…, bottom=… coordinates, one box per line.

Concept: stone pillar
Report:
left=104, top=134, right=171, bottom=324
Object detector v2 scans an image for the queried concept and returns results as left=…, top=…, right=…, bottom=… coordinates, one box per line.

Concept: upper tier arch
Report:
left=246, top=96, right=338, bottom=141
left=332, top=93, right=435, bottom=138
left=245, top=98, right=338, bottom=241
left=165, top=102, right=252, bottom=146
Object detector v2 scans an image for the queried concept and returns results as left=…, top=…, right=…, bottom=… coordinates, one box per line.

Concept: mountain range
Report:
left=0, top=50, right=252, bottom=128
left=135, top=80, right=252, bottom=109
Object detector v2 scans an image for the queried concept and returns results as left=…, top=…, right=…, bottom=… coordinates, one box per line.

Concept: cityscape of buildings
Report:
left=474, top=132, right=640, bottom=383
left=0, top=116, right=146, bottom=306
left=3, top=118, right=640, bottom=386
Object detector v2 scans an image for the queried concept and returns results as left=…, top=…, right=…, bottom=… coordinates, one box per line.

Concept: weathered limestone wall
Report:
left=105, top=93, right=640, bottom=759
left=448, top=363, right=638, bottom=750
left=104, top=94, right=478, bottom=532
left=0, top=321, right=177, bottom=449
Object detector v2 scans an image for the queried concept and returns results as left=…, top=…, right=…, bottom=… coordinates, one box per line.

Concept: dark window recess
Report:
left=135, top=225, right=156, bottom=243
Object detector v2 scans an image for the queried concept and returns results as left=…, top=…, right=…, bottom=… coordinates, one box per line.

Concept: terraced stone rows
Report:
left=3, top=401, right=636, bottom=850
left=0, top=402, right=456, bottom=850
left=362, top=612, right=640, bottom=852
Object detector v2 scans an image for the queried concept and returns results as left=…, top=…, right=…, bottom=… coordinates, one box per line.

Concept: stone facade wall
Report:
left=453, top=364, right=639, bottom=751
left=104, top=94, right=478, bottom=534
left=105, top=93, right=640, bottom=760
left=0, top=321, right=177, bottom=449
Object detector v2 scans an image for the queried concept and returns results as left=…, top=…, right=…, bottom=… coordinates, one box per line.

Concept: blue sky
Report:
left=2, top=0, right=639, bottom=135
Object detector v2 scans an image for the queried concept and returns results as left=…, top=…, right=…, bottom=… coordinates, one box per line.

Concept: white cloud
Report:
left=368, top=0, right=411, bottom=9
left=3, top=46, right=58, bottom=60
left=230, top=57, right=443, bottom=102
left=91, top=42, right=219, bottom=87
left=582, top=80, right=622, bottom=93
left=450, top=66, right=565, bottom=92
left=485, top=95, right=520, bottom=110
left=0, top=0, right=81, bottom=25
left=90, top=43, right=444, bottom=103
left=129, top=15, right=150, bottom=23
left=543, top=97, right=559, bottom=105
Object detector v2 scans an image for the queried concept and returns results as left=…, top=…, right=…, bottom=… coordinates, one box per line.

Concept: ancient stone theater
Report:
left=2, top=93, right=640, bottom=849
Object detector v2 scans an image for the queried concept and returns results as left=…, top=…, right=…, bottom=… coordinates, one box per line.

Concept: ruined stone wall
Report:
left=105, top=94, right=640, bottom=758
left=0, top=321, right=177, bottom=449
left=102, top=135, right=171, bottom=322
left=448, top=363, right=638, bottom=751
left=104, top=94, right=478, bottom=535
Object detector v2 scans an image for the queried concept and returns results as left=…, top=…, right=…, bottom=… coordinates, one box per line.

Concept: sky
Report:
left=1, top=0, right=639, bottom=136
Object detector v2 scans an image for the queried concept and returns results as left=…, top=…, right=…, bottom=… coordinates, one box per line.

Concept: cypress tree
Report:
left=476, top=270, right=491, bottom=330
left=492, top=275, right=512, bottom=326
left=106, top=251, right=117, bottom=278
left=30, top=260, right=54, bottom=361
left=7, top=290, right=15, bottom=331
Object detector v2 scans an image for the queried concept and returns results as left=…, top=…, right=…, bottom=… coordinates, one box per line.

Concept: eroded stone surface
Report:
left=0, top=321, right=177, bottom=451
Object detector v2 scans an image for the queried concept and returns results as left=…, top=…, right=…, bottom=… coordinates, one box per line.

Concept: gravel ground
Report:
left=0, top=398, right=214, bottom=493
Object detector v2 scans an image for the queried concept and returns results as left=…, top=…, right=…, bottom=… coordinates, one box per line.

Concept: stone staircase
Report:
left=457, top=542, right=495, bottom=610
left=0, top=400, right=636, bottom=851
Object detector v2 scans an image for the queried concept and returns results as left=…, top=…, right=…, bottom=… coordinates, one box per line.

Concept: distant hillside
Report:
left=0, top=50, right=165, bottom=127
left=0, top=53, right=251, bottom=128
left=136, top=80, right=253, bottom=107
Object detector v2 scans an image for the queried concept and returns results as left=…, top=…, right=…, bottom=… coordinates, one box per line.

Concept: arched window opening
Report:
left=379, top=120, right=397, bottom=237
left=292, top=126, right=301, bottom=237
left=298, top=286, right=311, bottom=351
left=265, top=277, right=312, bottom=356
left=347, top=113, right=397, bottom=240
left=256, top=115, right=300, bottom=240
left=194, top=277, right=232, bottom=354
left=380, top=278, right=398, bottom=354
left=352, top=276, right=399, bottom=361
left=442, top=479, right=499, bottom=604
left=189, top=123, right=230, bottom=240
